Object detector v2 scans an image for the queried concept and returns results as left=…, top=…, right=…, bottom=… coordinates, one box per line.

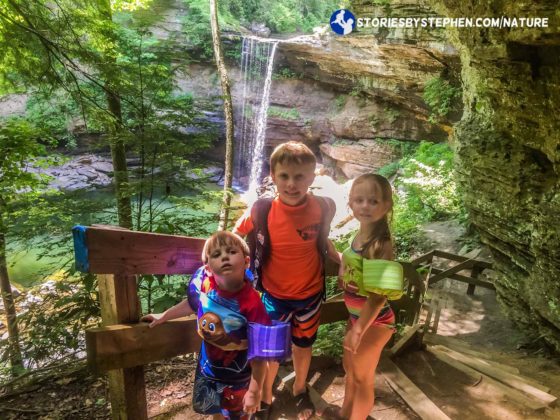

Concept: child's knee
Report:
left=352, top=374, right=375, bottom=388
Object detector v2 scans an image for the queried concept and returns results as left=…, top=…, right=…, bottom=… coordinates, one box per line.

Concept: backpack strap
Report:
left=248, top=198, right=273, bottom=292
left=248, top=195, right=335, bottom=297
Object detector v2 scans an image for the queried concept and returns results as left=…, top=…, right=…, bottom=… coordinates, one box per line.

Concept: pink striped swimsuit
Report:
left=342, top=238, right=396, bottom=330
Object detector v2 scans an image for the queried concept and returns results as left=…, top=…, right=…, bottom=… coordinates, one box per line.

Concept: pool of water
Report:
left=7, top=186, right=222, bottom=289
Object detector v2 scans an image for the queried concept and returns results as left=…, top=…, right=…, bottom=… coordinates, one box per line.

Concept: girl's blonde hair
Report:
left=349, top=174, right=394, bottom=259
left=202, top=231, right=250, bottom=263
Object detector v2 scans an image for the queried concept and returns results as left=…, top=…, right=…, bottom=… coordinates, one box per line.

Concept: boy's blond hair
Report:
left=201, top=231, right=250, bottom=263
left=270, top=141, right=316, bottom=174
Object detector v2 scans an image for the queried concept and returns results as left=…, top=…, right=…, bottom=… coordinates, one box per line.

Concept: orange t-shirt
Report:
left=234, top=195, right=323, bottom=300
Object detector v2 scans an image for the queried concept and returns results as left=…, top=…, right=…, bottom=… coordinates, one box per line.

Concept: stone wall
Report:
left=426, top=0, right=560, bottom=350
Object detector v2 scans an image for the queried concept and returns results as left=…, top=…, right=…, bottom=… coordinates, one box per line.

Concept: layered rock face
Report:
left=427, top=0, right=560, bottom=350
left=272, top=0, right=459, bottom=176
left=176, top=1, right=460, bottom=178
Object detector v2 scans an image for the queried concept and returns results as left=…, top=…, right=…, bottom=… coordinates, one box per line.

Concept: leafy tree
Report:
left=0, top=0, right=144, bottom=228
left=392, top=141, right=465, bottom=258
left=181, top=0, right=342, bottom=59
left=210, top=0, right=234, bottom=230
left=0, top=118, right=55, bottom=375
left=0, top=1, right=220, bottom=376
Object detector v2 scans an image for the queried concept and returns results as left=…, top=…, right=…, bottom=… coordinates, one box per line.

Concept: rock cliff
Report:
left=426, top=0, right=560, bottom=350
left=177, top=1, right=460, bottom=177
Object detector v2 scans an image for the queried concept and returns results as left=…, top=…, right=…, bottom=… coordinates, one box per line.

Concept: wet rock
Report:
left=250, top=22, right=271, bottom=37
left=40, top=280, right=58, bottom=296
left=29, top=154, right=114, bottom=191
left=320, top=139, right=399, bottom=178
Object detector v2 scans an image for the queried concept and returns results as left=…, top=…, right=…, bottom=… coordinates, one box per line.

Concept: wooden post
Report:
left=98, top=274, right=147, bottom=420
left=467, top=266, right=483, bottom=295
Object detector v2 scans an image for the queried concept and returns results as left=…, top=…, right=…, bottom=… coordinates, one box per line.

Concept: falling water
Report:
left=235, top=37, right=278, bottom=190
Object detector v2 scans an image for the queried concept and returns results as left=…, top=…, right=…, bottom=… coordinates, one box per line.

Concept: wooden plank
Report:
left=422, top=304, right=434, bottom=335
left=87, top=299, right=347, bottom=373
left=379, top=357, right=451, bottom=420
left=429, top=268, right=495, bottom=290
left=428, top=259, right=475, bottom=285
left=86, top=316, right=201, bottom=372
left=98, top=274, right=147, bottom=420
left=467, top=266, right=483, bottom=295
left=432, top=250, right=492, bottom=269
left=424, top=335, right=520, bottom=375
left=318, top=298, right=349, bottom=324
left=77, top=225, right=205, bottom=275
left=425, top=346, right=482, bottom=383
left=409, top=251, right=434, bottom=266
left=431, top=301, right=441, bottom=334
left=390, top=324, right=424, bottom=358
left=433, top=345, right=556, bottom=405
left=425, top=346, right=549, bottom=411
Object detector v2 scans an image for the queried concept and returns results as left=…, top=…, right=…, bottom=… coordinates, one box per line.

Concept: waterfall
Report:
left=235, top=37, right=278, bottom=190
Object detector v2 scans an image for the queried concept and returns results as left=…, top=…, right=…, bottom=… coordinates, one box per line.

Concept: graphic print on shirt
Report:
left=197, top=292, right=248, bottom=351
left=296, top=223, right=320, bottom=241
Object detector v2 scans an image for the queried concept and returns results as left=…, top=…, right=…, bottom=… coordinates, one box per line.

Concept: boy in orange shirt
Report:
left=234, top=141, right=339, bottom=420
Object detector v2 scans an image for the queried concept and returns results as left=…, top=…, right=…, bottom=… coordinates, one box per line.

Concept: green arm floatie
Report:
left=362, top=259, right=404, bottom=301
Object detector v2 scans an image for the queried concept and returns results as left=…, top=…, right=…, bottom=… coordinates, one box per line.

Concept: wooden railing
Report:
left=73, top=225, right=490, bottom=419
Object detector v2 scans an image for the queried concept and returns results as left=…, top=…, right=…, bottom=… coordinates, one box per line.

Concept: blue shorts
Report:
left=192, top=369, right=250, bottom=419
left=261, top=291, right=322, bottom=348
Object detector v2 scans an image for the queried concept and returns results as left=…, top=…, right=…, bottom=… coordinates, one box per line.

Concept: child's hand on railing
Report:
left=140, top=313, right=165, bottom=328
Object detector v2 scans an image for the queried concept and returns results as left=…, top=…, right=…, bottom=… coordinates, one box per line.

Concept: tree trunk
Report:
left=0, top=230, right=24, bottom=374
left=106, top=88, right=133, bottom=229
left=100, top=0, right=132, bottom=230
left=209, top=0, right=234, bottom=231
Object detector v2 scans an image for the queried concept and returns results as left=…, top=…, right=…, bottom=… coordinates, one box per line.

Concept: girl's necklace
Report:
left=351, top=234, right=366, bottom=253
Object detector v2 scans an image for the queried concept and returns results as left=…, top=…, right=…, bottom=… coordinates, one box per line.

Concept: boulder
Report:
left=320, top=139, right=399, bottom=178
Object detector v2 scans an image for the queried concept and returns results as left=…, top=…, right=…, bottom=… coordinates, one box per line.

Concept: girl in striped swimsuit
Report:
left=327, top=174, right=401, bottom=420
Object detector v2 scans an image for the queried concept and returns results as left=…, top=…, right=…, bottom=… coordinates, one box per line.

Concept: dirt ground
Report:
left=2, top=221, right=559, bottom=419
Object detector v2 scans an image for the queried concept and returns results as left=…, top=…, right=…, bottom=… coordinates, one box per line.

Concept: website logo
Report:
left=330, top=9, right=356, bottom=35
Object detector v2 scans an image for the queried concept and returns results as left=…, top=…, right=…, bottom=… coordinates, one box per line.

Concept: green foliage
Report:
left=181, top=0, right=341, bottom=59
left=0, top=118, right=56, bottom=211
left=181, top=0, right=215, bottom=59
left=375, top=139, right=417, bottom=178
left=267, top=106, right=300, bottom=120
left=272, top=67, right=301, bottom=80
left=423, top=77, right=460, bottom=123
left=313, top=276, right=345, bottom=358
left=0, top=273, right=97, bottom=371
left=25, top=91, right=83, bottom=148
left=0, top=1, right=222, bottom=377
left=251, top=0, right=342, bottom=33
left=372, top=0, right=391, bottom=6
left=384, top=107, right=400, bottom=124
left=335, top=94, right=347, bottom=110
left=392, top=141, right=466, bottom=258
left=349, top=87, right=361, bottom=97
left=138, top=274, right=188, bottom=314
left=314, top=320, right=346, bottom=358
